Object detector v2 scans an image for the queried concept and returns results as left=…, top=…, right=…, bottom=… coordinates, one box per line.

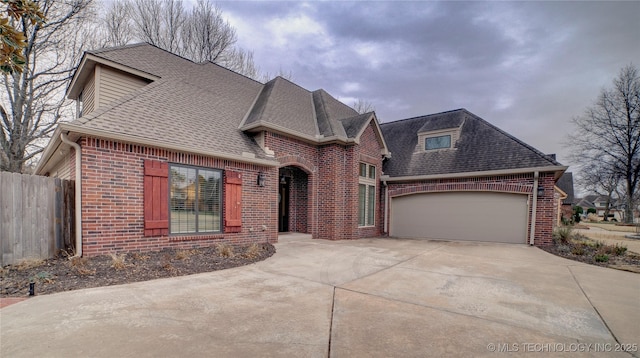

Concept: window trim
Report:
left=358, top=162, right=376, bottom=227
left=425, top=134, right=452, bottom=150
left=169, top=163, right=223, bottom=235
left=418, top=128, right=459, bottom=152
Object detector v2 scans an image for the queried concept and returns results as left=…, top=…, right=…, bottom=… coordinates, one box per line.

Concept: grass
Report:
left=175, top=249, right=198, bottom=260
left=585, top=222, right=638, bottom=233
left=15, top=258, right=45, bottom=271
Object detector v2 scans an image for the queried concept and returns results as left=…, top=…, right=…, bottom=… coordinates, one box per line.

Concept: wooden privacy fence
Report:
left=0, top=172, right=75, bottom=266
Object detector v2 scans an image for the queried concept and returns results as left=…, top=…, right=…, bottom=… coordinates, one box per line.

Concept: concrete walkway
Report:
left=2, top=236, right=639, bottom=357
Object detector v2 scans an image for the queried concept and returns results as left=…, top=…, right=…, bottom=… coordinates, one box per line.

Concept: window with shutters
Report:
left=169, top=164, right=222, bottom=234
left=358, top=163, right=376, bottom=227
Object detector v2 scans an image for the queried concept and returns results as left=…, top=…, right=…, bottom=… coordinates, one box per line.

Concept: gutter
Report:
left=529, top=171, right=539, bottom=246
left=60, top=133, right=82, bottom=257
left=382, top=165, right=568, bottom=182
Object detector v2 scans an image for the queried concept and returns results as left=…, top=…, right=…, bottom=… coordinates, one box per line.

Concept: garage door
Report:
left=390, top=191, right=528, bottom=243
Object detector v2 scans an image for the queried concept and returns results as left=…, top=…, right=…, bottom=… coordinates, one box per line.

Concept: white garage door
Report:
left=390, top=191, right=528, bottom=243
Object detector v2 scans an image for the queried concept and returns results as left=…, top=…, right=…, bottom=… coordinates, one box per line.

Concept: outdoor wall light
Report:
left=280, top=175, right=287, bottom=185
left=537, top=186, right=544, bottom=197
left=257, top=172, right=265, bottom=187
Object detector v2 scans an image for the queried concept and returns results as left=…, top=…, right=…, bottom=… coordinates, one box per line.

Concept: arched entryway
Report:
left=278, top=166, right=310, bottom=233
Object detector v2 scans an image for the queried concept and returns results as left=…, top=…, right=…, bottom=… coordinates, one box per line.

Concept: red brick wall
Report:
left=79, top=137, right=277, bottom=256
left=386, top=172, right=557, bottom=246
left=265, top=122, right=385, bottom=240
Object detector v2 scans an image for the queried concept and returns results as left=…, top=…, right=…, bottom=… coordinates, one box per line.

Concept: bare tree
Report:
left=577, top=161, right=621, bottom=220
left=570, top=64, right=640, bottom=223
left=110, top=0, right=260, bottom=79
left=101, top=0, right=133, bottom=47
left=181, top=0, right=234, bottom=63
left=1, top=0, right=95, bottom=173
left=352, top=98, right=376, bottom=114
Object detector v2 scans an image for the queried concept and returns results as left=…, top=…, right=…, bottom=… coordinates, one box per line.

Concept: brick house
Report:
left=36, top=44, right=566, bottom=256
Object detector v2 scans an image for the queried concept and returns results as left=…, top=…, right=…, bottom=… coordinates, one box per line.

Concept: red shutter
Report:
left=224, top=170, right=242, bottom=233
left=144, top=160, right=169, bottom=236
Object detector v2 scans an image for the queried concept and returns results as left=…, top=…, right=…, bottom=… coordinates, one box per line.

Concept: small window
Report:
left=425, top=135, right=451, bottom=150
left=358, top=163, right=376, bottom=227
left=359, top=163, right=367, bottom=177
left=77, top=91, right=84, bottom=118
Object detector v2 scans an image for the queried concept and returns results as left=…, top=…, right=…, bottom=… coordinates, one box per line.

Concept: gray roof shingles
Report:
left=380, top=109, right=563, bottom=177
left=556, top=172, right=575, bottom=204
left=69, top=44, right=563, bottom=178
left=75, top=44, right=267, bottom=159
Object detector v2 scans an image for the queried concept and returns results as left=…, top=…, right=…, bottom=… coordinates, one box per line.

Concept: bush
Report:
left=553, top=226, right=573, bottom=244
left=573, top=206, right=583, bottom=223
left=587, top=208, right=597, bottom=214
left=594, top=254, right=609, bottom=262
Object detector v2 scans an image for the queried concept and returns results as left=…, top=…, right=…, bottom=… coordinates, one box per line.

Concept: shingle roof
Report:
left=242, top=79, right=363, bottom=140
left=64, top=43, right=377, bottom=163
left=380, top=109, right=563, bottom=177
left=244, top=77, right=318, bottom=137
left=556, top=172, right=575, bottom=204
left=72, top=44, right=268, bottom=160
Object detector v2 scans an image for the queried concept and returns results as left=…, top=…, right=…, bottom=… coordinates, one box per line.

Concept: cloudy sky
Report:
left=216, top=1, right=639, bottom=169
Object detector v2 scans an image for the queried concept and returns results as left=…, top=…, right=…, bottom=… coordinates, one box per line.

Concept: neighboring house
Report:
left=555, top=172, right=574, bottom=223
left=575, top=195, right=623, bottom=221
left=36, top=43, right=566, bottom=256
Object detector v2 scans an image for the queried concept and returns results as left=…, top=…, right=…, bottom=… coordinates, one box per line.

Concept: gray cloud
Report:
left=219, top=1, right=640, bottom=167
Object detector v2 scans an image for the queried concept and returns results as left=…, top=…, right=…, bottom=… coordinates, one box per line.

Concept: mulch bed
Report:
left=1, top=243, right=275, bottom=298
left=540, top=234, right=640, bottom=273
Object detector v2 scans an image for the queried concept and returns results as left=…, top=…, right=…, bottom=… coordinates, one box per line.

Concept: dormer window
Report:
left=77, top=91, right=84, bottom=118
left=425, top=135, right=451, bottom=150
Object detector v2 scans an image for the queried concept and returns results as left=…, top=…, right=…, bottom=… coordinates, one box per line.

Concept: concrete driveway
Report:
left=2, top=236, right=639, bottom=357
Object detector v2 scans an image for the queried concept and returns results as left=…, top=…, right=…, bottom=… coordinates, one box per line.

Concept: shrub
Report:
left=30, top=271, right=54, bottom=283
left=594, top=254, right=609, bottom=262
left=587, top=208, right=597, bottom=214
left=216, top=243, right=235, bottom=258
left=599, top=244, right=627, bottom=256
left=573, top=206, right=583, bottom=223
left=553, top=226, right=573, bottom=244
left=175, top=249, right=197, bottom=260
left=571, top=246, right=586, bottom=256
left=109, top=253, right=127, bottom=270
left=242, top=243, right=261, bottom=259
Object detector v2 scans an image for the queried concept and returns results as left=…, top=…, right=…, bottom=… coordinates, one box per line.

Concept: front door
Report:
left=278, top=177, right=289, bottom=232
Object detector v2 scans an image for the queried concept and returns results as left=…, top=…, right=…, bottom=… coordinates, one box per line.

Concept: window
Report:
left=77, top=91, right=84, bottom=118
left=358, top=163, right=376, bottom=227
left=425, top=135, right=451, bottom=150
left=169, top=165, right=222, bottom=234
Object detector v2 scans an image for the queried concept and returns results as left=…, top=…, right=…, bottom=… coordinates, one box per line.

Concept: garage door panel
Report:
left=390, top=192, right=528, bottom=244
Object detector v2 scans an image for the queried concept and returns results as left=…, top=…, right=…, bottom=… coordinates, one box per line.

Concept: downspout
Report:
left=60, top=133, right=82, bottom=257
left=529, top=171, right=539, bottom=246
left=382, top=179, right=389, bottom=234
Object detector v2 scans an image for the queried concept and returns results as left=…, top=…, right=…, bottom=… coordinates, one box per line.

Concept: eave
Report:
left=381, top=165, right=568, bottom=183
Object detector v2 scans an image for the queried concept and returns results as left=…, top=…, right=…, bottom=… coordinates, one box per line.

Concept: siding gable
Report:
left=97, top=64, right=150, bottom=108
